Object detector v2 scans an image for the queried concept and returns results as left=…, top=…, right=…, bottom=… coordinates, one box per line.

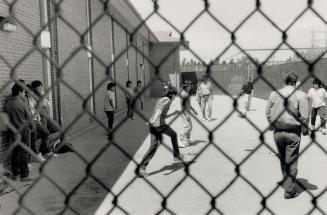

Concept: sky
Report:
left=129, top=0, right=327, bottom=63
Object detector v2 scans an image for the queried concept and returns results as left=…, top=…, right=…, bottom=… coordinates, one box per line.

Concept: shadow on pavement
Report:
left=189, top=140, right=206, bottom=147
left=295, top=178, right=318, bottom=194
left=149, top=161, right=195, bottom=176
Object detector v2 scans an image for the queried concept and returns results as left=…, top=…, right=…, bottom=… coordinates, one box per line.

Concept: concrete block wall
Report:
left=113, top=21, right=128, bottom=111
left=90, top=0, right=112, bottom=122
left=149, top=43, right=181, bottom=97
left=254, top=59, right=327, bottom=99
left=56, top=0, right=92, bottom=134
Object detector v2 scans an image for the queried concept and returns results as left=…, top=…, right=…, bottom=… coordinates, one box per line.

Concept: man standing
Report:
left=134, top=81, right=144, bottom=110
left=179, top=80, right=198, bottom=147
left=241, top=76, right=253, bottom=115
left=104, top=83, right=116, bottom=136
left=198, top=75, right=213, bottom=121
left=125, top=81, right=135, bottom=120
left=265, top=71, right=309, bottom=199
left=6, top=84, right=34, bottom=181
left=138, top=87, right=184, bottom=177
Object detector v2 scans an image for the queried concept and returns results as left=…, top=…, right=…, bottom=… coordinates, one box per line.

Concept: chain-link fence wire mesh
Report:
left=0, top=0, right=327, bottom=214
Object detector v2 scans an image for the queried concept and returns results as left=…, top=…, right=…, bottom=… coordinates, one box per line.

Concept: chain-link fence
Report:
left=1, top=0, right=327, bottom=214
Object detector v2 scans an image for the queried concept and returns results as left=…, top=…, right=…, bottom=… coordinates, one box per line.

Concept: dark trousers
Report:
left=140, top=124, right=180, bottom=170
left=311, top=106, right=326, bottom=128
left=126, top=98, right=134, bottom=119
left=274, top=128, right=301, bottom=194
left=105, top=111, right=114, bottom=130
left=33, top=121, right=60, bottom=155
left=35, top=121, right=50, bottom=154
left=11, top=128, right=31, bottom=178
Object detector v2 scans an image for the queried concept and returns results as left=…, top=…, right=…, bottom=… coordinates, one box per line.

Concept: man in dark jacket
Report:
left=6, top=84, right=34, bottom=181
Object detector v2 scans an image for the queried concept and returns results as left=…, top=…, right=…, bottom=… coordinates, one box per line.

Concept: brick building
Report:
left=0, top=0, right=182, bottom=171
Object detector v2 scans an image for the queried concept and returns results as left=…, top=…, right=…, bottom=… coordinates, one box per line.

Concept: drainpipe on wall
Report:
left=39, top=0, right=53, bottom=118
left=110, top=16, right=117, bottom=108
left=45, top=0, right=62, bottom=125
left=86, top=0, right=96, bottom=116
left=125, top=29, right=130, bottom=81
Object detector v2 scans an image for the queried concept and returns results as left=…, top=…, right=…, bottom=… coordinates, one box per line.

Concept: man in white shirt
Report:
left=308, top=79, right=327, bottom=134
left=138, top=87, right=184, bottom=177
left=198, top=75, right=213, bottom=120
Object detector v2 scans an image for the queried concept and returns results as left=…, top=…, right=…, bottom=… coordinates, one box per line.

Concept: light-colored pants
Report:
left=239, top=94, right=252, bottom=115
left=180, top=111, right=192, bottom=145
left=245, top=94, right=252, bottom=111
left=200, top=95, right=212, bottom=118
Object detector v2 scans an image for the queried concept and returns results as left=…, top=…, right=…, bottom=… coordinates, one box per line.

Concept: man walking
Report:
left=104, top=83, right=116, bottom=136
left=179, top=80, right=198, bottom=147
left=6, top=84, right=34, bottom=181
left=138, top=87, right=184, bottom=177
left=240, top=76, right=253, bottom=116
left=265, top=71, right=309, bottom=199
left=198, top=75, right=213, bottom=121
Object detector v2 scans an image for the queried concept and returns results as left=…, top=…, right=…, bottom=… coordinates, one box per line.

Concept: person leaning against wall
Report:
left=265, top=70, right=309, bottom=199
left=31, top=80, right=64, bottom=154
left=5, top=83, right=34, bottom=182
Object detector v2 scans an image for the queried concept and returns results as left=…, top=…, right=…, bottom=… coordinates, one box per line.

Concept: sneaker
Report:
left=37, top=153, right=46, bottom=162
left=179, top=143, right=187, bottom=148
left=202, top=116, right=208, bottom=121
left=21, top=176, right=35, bottom=182
left=137, top=169, right=149, bottom=178
left=284, top=191, right=300, bottom=199
left=174, top=154, right=185, bottom=162
left=322, top=129, right=327, bottom=135
left=45, top=152, right=58, bottom=157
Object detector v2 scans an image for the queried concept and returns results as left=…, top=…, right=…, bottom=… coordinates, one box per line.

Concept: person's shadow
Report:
left=295, top=178, right=318, bottom=194
left=149, top=161, right=195, bottom=176
left=188, top=140, right=206, bottom=147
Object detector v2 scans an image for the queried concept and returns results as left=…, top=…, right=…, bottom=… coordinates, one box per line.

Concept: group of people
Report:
left=133, top=71, right=327, bottom=201
left=4, top=80, right=71, bottom=182
left=138, top=76, right=217, bottom=177
left=104, top=71, right=327, bottom=200
left=104, top=80, right=144, bottom=136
